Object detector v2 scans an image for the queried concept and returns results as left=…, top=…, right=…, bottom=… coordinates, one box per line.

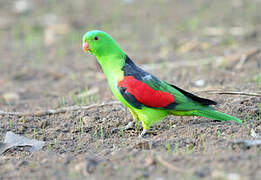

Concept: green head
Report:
left=82, top=30, right=124, bottom=58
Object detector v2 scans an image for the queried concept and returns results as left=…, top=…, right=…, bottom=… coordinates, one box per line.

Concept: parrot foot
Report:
left=139, top=129, right=148, bottom=138
left=124, top=121, right=135, bottom=130
left=111, top=121, right=135, bottom=133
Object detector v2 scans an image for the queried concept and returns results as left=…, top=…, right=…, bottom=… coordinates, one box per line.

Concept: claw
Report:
left=124, top=121, right=135, bottom=130
left=139, top=129, right=148, bottom=138
left=112, top=121, right=135, bottom=133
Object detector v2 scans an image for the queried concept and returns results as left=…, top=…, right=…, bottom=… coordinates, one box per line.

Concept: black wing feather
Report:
left=167, top=83, right=217, bottom=106
left=118, top=87, right=142, bottom=109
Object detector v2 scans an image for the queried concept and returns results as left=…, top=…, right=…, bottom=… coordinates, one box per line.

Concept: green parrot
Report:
left=82, top=30, right=241, bottom=137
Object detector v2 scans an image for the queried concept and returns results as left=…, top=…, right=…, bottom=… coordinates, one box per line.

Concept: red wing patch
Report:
left=118, top=76, right=175, bottom=108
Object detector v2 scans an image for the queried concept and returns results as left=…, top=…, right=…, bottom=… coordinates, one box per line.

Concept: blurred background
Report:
left=0, top=0, right=260, bottom=110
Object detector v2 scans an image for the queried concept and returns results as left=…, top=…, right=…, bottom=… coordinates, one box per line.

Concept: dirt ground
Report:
left=0, top=0, right=261, bottom=179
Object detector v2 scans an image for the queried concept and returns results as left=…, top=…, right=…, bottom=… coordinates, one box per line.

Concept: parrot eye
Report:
left=94, top=36, right=99, bottom=41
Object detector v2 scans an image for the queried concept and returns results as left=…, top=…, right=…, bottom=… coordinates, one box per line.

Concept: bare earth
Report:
left=0, top=0, right=261, bottom=179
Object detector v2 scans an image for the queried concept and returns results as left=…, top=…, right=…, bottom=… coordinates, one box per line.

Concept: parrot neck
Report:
left=96, top=53, right=126, bottom=86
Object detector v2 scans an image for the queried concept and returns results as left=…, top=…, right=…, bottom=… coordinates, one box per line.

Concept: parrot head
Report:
left=82, top=30, right=124, bottom=58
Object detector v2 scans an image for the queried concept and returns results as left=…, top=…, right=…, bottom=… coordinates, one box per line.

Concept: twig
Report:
left=198, top=90, right=261, bottom=97
left=225, top=48, right=260, bottom=69
left=235, top=48, right=260, bottom=69
left=0, top=101, right=124, bottom=117
left=156, top=156, right=185, bottom=172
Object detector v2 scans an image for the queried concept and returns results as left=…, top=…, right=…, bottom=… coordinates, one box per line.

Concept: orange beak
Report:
left=83, top=42, right=90, bottom=53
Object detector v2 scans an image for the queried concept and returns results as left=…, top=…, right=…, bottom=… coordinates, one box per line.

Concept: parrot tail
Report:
left=193, top=108, right=242, bottom=123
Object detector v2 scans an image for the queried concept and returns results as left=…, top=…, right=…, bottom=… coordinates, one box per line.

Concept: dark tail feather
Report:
left=193, top=109, right=242, bottom=123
